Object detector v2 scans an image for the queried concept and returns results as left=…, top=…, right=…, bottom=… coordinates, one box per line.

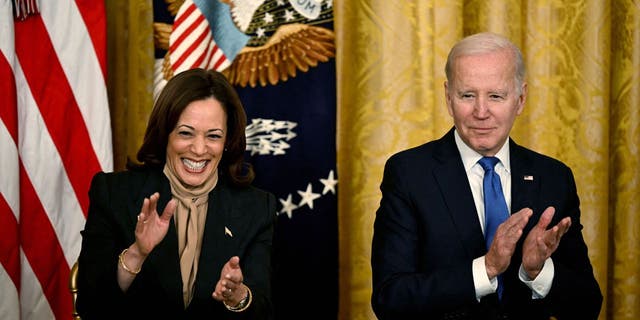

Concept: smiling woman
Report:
left=166, top=98, right=227, bottom=188
left=76, top=69, right=276, bottom=319
left=137, top=69, right=253, bottom=187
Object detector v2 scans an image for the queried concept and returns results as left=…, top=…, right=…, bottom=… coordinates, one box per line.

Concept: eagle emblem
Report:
left=154, top=0, right=335, bottom=88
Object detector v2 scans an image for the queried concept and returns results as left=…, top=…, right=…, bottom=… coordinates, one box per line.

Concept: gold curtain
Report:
left=106, top=0, right=155, bottom=171
left=335, top=1, right=640, bottom=320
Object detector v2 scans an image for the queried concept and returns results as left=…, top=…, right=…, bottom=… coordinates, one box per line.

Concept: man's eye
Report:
left=490, top=94, right=505, bottom=100
left=461, top=93, right=474, bottom=99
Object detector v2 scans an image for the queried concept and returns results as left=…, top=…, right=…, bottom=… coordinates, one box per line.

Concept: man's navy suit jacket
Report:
left=372, top=129, right=602, bottom=320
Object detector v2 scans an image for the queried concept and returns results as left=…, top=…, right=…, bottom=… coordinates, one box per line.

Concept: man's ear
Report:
left=516, top=82, right=527, bottom=115
left=444, top=81, right=454, bottom=117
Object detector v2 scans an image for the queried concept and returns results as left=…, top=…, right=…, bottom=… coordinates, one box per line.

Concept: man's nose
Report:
left=473, top=97, right=490, bottom=118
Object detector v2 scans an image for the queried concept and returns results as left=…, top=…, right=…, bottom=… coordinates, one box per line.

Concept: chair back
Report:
left=69, top=261, right=81, bottom=320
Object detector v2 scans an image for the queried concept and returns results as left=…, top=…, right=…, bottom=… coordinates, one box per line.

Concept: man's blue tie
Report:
left=478, top=156, right=510, bottom=299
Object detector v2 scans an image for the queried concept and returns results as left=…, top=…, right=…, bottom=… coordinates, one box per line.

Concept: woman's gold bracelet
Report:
left=224, top=286, right=252, bottom=312
left=118, top=248, right=141, bottom=275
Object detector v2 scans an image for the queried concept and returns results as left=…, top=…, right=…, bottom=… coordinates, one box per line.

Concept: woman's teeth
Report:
left=183, top=159, right=206, bottom=170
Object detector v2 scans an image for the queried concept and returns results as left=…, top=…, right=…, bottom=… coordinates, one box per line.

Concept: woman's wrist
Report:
left=119, top=248, right=141, bottom=275
left=118, top=243, right=147, bottom=275
left=223, top=285, right=252, bottom=312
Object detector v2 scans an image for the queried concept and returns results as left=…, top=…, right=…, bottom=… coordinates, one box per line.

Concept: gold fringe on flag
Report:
left=13, top=0, right=39, bottom=20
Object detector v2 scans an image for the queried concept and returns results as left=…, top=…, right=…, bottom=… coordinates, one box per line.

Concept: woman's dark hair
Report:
left=135, top=68, right=254, bottom=187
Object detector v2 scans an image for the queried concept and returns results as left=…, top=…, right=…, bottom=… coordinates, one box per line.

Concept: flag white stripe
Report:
left=19, top=250, right=54, bottom=320
left=171, top=0, right=199, bottom=37
left=209, top=45, right=226, bottom=69
left=16, top=60, right=85, bottom=267
left=215, top=59, right=231, bottom=72
left=0, top=265, right=19, bottom=320
left=0, top=121, right=19, bottom=216
left=0, top=1, right=14, bottom=59
left=201, top=38, right=215, bottom=68
left=40, top=0, right=112, bottom=172
left=194, top=31, right=213, bottom=68
left=176, top=34, right=212, bottom=72
left=153, top=59, right=168, bottom=101
left=170, top=17, right=210, bottom=68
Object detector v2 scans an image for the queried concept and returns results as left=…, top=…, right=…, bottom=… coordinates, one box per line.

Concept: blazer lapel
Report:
left=131, top=169, right=183, bottom=308
left=503, top=140, right=542, bottom=300
left=193, top=182, right=236, bottom=299
left=433, top=130, right=486, bottom=259
left=509, top=140, right=541, bottom=229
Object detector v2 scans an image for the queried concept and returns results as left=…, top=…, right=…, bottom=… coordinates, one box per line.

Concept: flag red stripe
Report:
left=0, top=19, right=20, bottom=294
left=172, top=22, right=209, bottom=71
left=0, top=196, right=20, bottom=290
left=0, top=54, right=17, bottom=143
left=19, top=165, right=71, bottom=320
left=169, top=11, right=205, bottom=54
left=203, top=42, right=214, bottom=67
left=213, top=53, right=227, bottom=71
left=205, top=43, right=219, bottom=68
left=185, top=27, right=212, bottom=69
left=74, top=0, right=106, bottom=80
left=190, top=33, right=212, bottom=69
left=14, top=15, right=101, bottom=216
left=173, top=1, right=196, bottom=28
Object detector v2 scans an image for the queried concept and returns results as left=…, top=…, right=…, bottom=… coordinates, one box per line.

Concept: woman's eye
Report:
left=208, top=134, right=222, bottom=139
left=178, top=131, right=192, bottom=137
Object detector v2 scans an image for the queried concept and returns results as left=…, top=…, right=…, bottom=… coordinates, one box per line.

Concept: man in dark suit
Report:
left=371, top=32, right=602, bottom=319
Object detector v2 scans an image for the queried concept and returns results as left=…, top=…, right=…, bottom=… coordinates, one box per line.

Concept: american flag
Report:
left=168, top=0, right=248, bottom=75
left=0, top=0, right=112, bottom=319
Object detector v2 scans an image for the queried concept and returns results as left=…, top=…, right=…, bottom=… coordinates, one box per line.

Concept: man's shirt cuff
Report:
left=519, top=258, right=554, bottom=299
left=472, top=256, right=497, bottom=300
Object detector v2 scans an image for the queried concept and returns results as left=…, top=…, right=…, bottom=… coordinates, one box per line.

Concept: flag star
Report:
left=276, top=140, right=290, bottom=150
left=256, top=27, right=266, bottom=37
left=286, top=130, right=297, bottom=141
left=298, top=183, right=321, bottom=209
left=261, top=120, right=276, bottom=132
left=257, top=138, right=272, bottom=154
left=276, top=0, right=285, bottom=5
left=326, top=0, right=333, bottom=8
left=284, top=9, right=295, bottom=21
left=279, top=194, right=298, bottom=219
left=270, top=131, right=284, bottom=141
left=264, top=12, right=274, bottom=23
left=319, top=170, right=338, bottom=195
